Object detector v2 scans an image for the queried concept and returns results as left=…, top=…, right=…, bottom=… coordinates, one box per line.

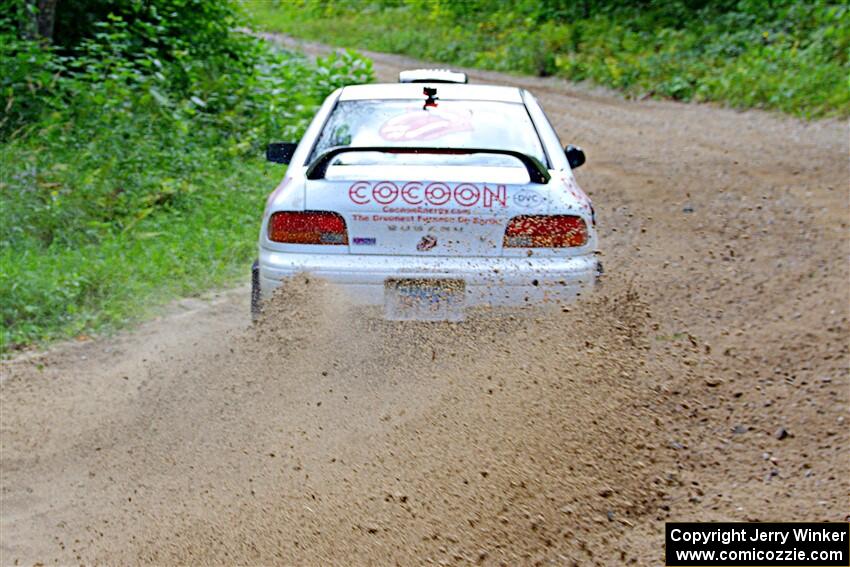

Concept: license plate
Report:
left=384, top=279, right=465, bottom=321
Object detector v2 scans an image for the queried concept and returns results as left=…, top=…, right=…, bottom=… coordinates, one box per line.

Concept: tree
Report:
left=36, top=0, right=58, bottom=39
left=21, top=0, right=57, bottom=40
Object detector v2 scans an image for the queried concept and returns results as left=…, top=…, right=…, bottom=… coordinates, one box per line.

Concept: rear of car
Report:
left=256, top=74, right=599, bottom=320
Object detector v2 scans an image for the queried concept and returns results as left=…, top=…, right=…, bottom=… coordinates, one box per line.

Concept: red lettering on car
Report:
left=347, top=181, right=508, bottom=208
left=401, top=181, right=424, bottom=205
left=424, top=182, right=451, bottom=206
left=372, top=181, right=399, bottom=205
left=454, top=183, right=480, bottom=207
left=482, top=185, right=507, bottom=208
left=349, top=181, right=370, bottom=205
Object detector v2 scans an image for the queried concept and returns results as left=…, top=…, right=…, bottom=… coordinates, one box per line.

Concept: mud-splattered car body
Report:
left=255, top=71, right=599, bottom=320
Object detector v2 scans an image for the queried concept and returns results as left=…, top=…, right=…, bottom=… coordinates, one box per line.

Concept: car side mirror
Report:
left=266, top=142, right=298, bottom=164
left=565, top=144, right=586, bottom=169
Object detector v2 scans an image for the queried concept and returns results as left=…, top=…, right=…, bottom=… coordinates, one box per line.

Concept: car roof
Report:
left=338, top=83, right=524, bottom=103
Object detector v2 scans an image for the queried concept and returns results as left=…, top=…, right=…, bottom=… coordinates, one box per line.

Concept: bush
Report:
left=246, top=0, right=850, bottom=118
left=0, top=1, right=374, bottom=351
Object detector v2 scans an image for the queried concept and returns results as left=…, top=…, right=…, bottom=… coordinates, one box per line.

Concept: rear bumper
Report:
left=258, top=248, right=598, bottom=308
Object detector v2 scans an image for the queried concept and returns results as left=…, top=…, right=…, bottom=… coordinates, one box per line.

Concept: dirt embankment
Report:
left=1, top=37, right=848, bottom=565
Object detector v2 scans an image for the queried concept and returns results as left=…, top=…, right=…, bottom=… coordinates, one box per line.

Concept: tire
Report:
left=251, top=260, right=262, bottom=321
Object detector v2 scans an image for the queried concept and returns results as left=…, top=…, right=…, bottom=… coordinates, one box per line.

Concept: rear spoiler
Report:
left=305, top=146, right=551, bottom=184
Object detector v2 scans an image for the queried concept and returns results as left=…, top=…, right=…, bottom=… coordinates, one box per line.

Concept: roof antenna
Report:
left=423, top=86, right=438, bottom=109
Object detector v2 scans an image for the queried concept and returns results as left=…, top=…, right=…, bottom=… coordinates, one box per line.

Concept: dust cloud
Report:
left=2, top=43, right=847, bottom=565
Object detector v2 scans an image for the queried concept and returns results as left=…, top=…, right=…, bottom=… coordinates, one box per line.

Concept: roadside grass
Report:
left=1, top=153, right=276, bottom=350
left=245, top=0, right=850, bottom=118
left=1, top=3, right=374, bottom=353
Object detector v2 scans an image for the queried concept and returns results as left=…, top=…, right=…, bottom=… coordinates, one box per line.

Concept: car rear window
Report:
left=308, top=100, right=548, bottom=168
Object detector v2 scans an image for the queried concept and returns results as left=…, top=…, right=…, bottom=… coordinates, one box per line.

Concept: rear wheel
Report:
left=251, top=260, right=262, bottom=321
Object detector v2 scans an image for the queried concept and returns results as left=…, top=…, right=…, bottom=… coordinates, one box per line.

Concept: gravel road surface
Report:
left=2, top=36, right=847, bottom=565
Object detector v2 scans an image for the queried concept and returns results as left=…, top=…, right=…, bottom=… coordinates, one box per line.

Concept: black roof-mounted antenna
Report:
left=423, top=86, right=438, bottom=109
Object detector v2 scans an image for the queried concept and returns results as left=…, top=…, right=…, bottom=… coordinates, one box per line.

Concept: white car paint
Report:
left=256, top=76, right=600, bottom=318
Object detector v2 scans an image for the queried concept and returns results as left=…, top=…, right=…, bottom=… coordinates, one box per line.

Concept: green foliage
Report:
left=0, top=0, right=374, bottom=351
left=247, top=0, right=849, bottom=117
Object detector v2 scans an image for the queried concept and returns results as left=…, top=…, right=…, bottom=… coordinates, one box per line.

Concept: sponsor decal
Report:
left=379, top=109, right=473, bottom=142
left=353, top=213, right=498, bottom=227
left=512, top=189, right=547, bottom=209
left=352, top=237, right=376, bottom=245
left=348, top=181, right=507, bottom=208
left=416, top=235, right=438, bottom=251
left=387, top=225, right=464, bottom=232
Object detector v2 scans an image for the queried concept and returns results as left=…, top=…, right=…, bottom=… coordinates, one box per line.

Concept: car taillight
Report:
left=503, top=215, right=588, bottom=248
left=268, top=211, right=348, bottom=245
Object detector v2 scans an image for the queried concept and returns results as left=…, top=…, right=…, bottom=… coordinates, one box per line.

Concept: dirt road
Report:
left=2, top=37, right=848, bottom=565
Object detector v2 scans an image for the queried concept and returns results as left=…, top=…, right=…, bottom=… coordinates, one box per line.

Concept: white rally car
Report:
left=253, top=69, right=600, bottom=320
